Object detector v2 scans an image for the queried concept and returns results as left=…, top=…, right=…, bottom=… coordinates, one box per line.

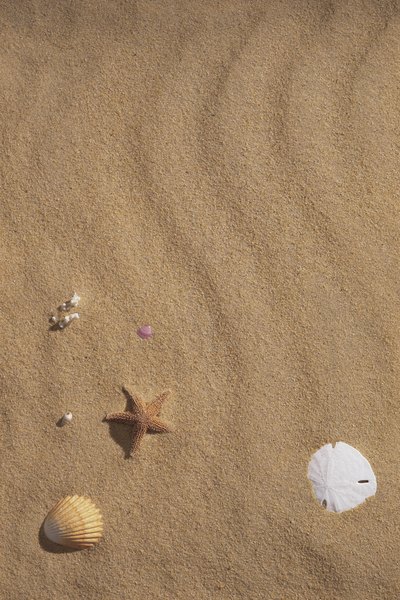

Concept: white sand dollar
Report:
left=308, top=442, right=377, bottom=513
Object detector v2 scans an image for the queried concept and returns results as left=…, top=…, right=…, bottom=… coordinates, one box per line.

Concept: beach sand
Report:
left=1, top=1, right=400, bottom=598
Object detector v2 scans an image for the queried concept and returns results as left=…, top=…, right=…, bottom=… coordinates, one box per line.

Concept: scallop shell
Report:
left=43, top=495, right=103, bottom=549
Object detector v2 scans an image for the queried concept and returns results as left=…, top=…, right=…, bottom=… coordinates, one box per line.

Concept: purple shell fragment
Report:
left=137, top=325, right=153, bottom=340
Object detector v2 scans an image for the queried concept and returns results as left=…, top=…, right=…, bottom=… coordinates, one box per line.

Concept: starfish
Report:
left=104, top=387, right=171, bottom=456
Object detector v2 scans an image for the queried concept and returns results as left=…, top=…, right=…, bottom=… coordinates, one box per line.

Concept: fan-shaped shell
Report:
left=43, top=495, right=103, bottom=549
left=308, top=442, right=377, bottom=513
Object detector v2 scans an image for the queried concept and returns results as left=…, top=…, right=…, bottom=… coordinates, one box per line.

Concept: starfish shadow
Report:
left=38, top=523, right=80, bottom=554
left=104, top=420, right=133, bottom=460
left=103, top=388, right=136, bottom=460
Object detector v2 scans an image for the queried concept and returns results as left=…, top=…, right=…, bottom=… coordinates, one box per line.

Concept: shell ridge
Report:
left=43, top=496, right=103, bottom=549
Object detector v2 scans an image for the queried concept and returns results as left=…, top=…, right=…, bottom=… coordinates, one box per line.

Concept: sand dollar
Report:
left=308, top=442, right=377, bottom=513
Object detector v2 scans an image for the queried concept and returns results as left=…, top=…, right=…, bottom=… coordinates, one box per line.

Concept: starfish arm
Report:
left=122, top=386, right=146, bottom=415
left=146, top=390, right=171, bottom=418
left=104, top=411, right=134, bottom=424
left=148, top=416, right=171, bottom=433
left=130, top=422, right=147, bottom=455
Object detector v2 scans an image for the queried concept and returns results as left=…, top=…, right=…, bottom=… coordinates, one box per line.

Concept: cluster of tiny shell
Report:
left=50, top=292, right=80, bottom=329
left=52, top=293, right=154, bottom=431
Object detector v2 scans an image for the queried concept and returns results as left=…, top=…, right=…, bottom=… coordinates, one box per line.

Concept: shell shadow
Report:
left=38, top=523, right=80, bottom=554
left=48, top=321, right=75, bottom=333
left=48, top=313, right=77, bottom=332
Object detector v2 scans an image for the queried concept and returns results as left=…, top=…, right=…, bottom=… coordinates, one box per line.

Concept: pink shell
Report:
left=137, top=325, right=153, bottom=340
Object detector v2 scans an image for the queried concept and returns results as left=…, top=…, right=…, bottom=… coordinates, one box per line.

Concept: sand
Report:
left=1, top=1, right=400, bottom=599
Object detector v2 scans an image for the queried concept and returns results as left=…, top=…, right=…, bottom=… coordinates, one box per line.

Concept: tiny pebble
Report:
left=137, top=324, right=153, bottom=340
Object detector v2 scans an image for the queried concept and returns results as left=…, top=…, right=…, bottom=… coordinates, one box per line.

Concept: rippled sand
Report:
left=1, top=2, right=399, bottom=599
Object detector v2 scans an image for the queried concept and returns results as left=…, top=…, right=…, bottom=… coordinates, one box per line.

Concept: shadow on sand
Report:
left=102, top=388, right=135, bottom=460
left=103, top=388, right=160, bottom=459
left=38, top=523, right=81, bottom=554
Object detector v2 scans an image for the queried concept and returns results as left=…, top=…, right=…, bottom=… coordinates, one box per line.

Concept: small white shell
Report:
left=69, top=292, right=80, bottom=307
left=43, top=495, right=103, bottom=549
left=58, top=313, right=80, bottom=329
left=60, top=412, right=73, bottom=426
left=308, top=442, right=377, bottom=513
left=60, top=292, right=80, bottom=312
